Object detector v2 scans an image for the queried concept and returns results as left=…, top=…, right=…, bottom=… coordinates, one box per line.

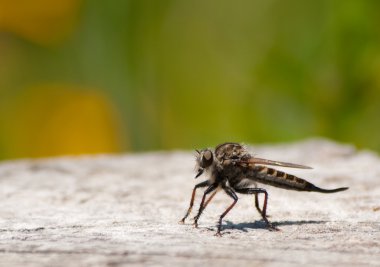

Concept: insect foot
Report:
left=267, top=223, right=280, bottom=232
left=214, top=231, right=223, bottom=237
left=192, top=215, right=200, bottom=228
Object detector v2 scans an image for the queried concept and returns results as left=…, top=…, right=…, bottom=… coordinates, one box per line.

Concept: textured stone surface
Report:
left=0, top=139, right=379, bottom=266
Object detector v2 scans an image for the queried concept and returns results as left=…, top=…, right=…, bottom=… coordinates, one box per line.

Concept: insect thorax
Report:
left=212, top=143, right=253, bottom=186
left=214, top=142, right=250, bottom=162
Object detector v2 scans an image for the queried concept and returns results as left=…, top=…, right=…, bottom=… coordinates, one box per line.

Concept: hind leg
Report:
left=254, top=191, right=271, bottom=217
left=235, top=187, right=279, bottom=231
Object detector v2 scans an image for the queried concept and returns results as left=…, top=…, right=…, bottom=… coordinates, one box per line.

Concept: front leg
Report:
left=235, top=187, right=279, bottom=231
left=179, top=180, right=209, bottom=223
left=193, top=183, right=218, bottom=227
left=191, top=190, right=217, bottom=222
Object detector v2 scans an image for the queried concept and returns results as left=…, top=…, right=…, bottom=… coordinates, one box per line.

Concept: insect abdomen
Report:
left=251, top=166, right=348, bottom=193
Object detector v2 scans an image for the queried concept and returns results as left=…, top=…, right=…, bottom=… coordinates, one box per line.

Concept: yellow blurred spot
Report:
left=2, top=85, right=127, bottom=159
left=0, top=0, right=82, bottom=45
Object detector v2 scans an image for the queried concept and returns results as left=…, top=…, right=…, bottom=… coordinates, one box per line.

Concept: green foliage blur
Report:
left=1, top=0, right=380, bottom=160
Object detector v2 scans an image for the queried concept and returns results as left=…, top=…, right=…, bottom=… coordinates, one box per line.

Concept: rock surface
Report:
left=0, top=139, right=379, bottom=266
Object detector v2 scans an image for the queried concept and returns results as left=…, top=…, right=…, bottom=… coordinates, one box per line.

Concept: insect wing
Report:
left=240, top=157, right=312, bottom=169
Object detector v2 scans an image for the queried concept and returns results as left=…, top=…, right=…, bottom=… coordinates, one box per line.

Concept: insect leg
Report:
left=254, top=193, right=262, bottom=214
left=235, top=188, right=279, bottom=231
left=203, top=190, right=218, bottom=210
left=193, top=183, right=218, bottom=227
left=180, top=180, right=209, bottom=223
left=251, top=182, right=265, bottom=216
left=192, top=189, right=218, bottom=224
left=253, top=192, right=271, bottom=217
left=194, top=190, right=218, bottom=224
left=216, top=187, right=238, bottom=236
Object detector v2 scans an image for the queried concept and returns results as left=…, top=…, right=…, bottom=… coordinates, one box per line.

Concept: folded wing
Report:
left=240, top=157, right=312, bottom=169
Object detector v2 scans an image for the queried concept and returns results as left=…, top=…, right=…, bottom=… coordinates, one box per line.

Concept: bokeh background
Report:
left=1, top=0, right=380, bottom=160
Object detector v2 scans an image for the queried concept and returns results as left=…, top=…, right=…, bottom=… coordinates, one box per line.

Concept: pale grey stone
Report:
left=0, top=139, right=379, bottom=266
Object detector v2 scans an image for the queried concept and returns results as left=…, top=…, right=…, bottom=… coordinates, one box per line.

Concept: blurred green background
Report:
left=1, top=0, right=380, bottom=160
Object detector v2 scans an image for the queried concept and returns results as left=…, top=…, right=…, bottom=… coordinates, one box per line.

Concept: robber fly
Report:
left=180, top=142, right=348, bottom=236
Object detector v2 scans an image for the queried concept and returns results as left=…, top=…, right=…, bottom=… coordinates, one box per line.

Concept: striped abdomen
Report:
left=249, top=166, right=348, bottom=193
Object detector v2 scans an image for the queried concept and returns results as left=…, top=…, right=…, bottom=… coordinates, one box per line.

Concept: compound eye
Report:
left=201, top=150, right=213, bottom=168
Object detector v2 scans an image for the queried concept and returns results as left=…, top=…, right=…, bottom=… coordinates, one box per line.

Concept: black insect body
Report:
left=180, top=142, right=348, bottom=236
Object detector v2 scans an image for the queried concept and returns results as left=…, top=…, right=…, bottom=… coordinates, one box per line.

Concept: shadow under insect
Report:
left=219, top=220, right=327, bottom=232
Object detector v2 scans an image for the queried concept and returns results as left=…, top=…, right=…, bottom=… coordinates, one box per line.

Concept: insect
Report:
left=180, top=142, right=348, bottom=236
